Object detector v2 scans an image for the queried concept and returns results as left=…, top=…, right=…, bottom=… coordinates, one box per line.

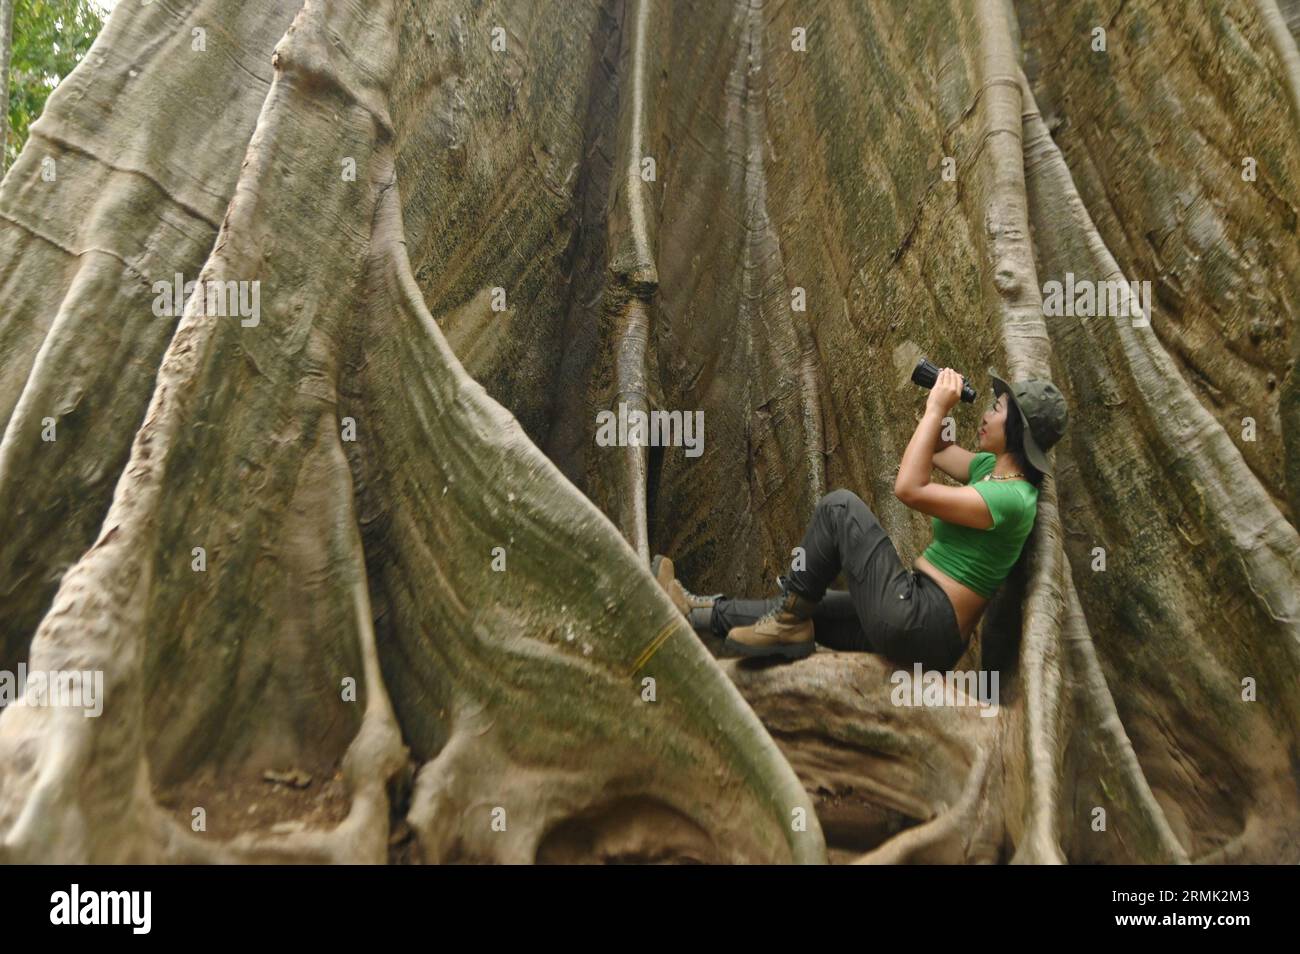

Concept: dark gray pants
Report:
left=712, top=489, right=966, bottom=670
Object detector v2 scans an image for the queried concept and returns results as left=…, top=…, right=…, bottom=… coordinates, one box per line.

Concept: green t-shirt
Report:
left=920, top=452, right=1038, bottom=598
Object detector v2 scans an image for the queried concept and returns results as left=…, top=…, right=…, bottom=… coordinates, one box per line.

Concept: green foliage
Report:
left=6, top=0, right=107, bottom=167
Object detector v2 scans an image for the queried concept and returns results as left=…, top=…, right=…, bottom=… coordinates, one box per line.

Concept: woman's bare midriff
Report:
left=913, top=555, right=987, bottom=641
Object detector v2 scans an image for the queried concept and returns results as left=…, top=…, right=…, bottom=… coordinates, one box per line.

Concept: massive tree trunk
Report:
left=0, top=0, right=1296, bottom=863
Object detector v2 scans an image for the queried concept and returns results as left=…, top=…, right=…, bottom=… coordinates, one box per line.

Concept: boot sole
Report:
left=723, top=637, right=814, bottom=660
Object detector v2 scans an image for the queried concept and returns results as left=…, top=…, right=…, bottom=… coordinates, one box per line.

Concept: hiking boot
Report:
left=651, top=554, right=722, bottom=626
left=724, top=580, right=818, bottom=659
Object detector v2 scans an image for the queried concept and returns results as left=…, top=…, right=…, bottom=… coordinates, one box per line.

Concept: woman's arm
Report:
left=894, top=368, right=994, bottom=529
left=930, top=408, right=976, bottom=482
left=933, top=444, right=977, bottom=483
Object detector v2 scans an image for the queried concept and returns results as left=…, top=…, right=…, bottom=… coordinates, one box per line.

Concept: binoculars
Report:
left=912, top=357, right=977, bottom=403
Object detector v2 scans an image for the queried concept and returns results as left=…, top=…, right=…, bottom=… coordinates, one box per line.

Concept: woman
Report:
left=654, top=367, right=1068, bottom=671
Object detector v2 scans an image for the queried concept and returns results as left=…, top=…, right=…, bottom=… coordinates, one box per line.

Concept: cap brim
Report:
left=1023, top=431, right=1052, bottom=475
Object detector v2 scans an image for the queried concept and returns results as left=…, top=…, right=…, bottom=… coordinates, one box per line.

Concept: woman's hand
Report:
left=925, top=367, right=964, bottom=416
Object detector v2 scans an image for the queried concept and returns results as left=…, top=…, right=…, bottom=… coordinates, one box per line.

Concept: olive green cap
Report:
left=988, top=369, right=1069, bottom=476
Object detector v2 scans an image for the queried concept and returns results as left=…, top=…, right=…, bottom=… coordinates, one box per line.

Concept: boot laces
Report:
left=678, top=581, right=719, bottom=608
left=755, top=576, right=794, bottom=625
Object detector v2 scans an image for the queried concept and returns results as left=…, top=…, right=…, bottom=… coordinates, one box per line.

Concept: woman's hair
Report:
left=1004, top=404, right=1047, bottom=488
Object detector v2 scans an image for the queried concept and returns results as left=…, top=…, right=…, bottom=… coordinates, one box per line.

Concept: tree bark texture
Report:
left=0, top=0, right=1296, bottom=864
